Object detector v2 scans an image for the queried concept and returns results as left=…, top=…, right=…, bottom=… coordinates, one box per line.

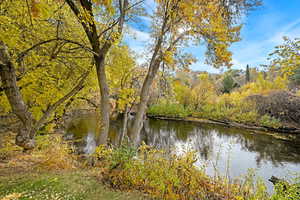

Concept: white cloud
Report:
left=269, top=18, right=300, bottom=44
left=127, top=26, right=151, bottom=42
left=228, top=18, right=300, bottom=70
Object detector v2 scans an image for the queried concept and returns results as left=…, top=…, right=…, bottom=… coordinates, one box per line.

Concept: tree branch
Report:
left=17, top=38, right=97, bottom=63
left=34, top=70, right=90, bottom=130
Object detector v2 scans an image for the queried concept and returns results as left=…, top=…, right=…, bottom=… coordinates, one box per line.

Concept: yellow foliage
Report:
left=106, top=46, right=138, bottom=111
left=32, top=135, right=77, bottom=170
left=0, top=0, right=98, bottom=122
left=239, top=73, right=288, bottom=96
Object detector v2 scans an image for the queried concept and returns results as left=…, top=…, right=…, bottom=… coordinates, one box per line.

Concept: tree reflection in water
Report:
left=66, top=117, right=300, bottom=191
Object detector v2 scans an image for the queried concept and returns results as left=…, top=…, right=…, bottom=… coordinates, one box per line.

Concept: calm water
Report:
left=66, top=114, right=300, bottom=192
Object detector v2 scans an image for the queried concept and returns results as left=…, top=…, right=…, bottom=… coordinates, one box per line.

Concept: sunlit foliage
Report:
left=0, top=0, right=97, bottom=122
left=269, top=37, right=300, bottom=82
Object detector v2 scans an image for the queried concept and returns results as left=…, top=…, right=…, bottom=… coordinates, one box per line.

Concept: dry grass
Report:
left=0, top=133, right=78, bottom=174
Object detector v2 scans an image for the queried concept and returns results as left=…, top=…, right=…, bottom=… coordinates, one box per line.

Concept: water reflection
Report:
left=137, top=119, right=300, bottom=166
left=66, top=116, right=300, bottom=191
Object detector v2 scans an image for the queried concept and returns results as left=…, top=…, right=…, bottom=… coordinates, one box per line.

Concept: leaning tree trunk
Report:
left=130, top=62, right=161, bottom=146
left=0, top=41, right=36, bottom=149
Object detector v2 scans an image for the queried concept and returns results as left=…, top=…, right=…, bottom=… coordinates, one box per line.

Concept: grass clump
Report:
left=0, top=133, right=22, bottom=160
left=32, top=135, right=77, bottom=170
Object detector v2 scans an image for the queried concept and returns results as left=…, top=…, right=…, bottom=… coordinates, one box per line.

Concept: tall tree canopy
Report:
left=130, top=0, right=261, bottom=143
left=0, top=0, right=98, bottom=149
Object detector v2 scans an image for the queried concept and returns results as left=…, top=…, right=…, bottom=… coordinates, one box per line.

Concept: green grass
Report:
left=0, top=171, right=149, bottom=200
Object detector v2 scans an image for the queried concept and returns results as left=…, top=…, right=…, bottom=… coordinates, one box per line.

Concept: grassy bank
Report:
left=0, top=171, right=146, bottom=200
left=147, top=103, right=300, bottom=134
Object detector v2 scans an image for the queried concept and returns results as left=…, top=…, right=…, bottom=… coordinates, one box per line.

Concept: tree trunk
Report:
left=130, top=63, right=160, bottom=146
left=95, top=54, right=111, bottom=145
left=0, top=41, right=35, bottom=149
left=65, top=0, right=129, bottom=146
left=1, top=41, right=89, bottom=150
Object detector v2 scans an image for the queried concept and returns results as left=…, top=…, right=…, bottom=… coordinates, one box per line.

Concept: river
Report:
left=65, top=113, right=300, bottom=192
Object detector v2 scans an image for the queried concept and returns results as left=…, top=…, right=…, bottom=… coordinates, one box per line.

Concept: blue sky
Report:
left=124, top=0, right=300, bottom=73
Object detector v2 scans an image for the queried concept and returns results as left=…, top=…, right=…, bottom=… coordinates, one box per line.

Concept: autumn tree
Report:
left=0, top=0, right=96, bottom=149
left=106, top=45, right=143, bottom=143
left=191, top=73, right=217, bottom=109
left=268, top=37, right=300, bottom=86
left=130, top=0, right=261, bottom=144
left=246, top=64, right=250, bottom=83
left=65, top=0, right=145, bottom=145
left=222, top=75, right=236, bottom=93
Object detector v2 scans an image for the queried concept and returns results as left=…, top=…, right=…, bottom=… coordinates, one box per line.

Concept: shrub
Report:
left=194, top=94, right=259, bottom=125
left=147, top=103, right=190, bottom=118
left=94, top=144, right=270, bottom=200
left=259, top=115, right=281, bottom=129
left=270, top=176, right=300, bottom=200
left=32, top=135, right=77, bottom=170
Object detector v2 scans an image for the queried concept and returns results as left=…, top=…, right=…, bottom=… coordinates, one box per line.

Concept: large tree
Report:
left=65, top=0, right=145, bottom=145
left=130, top=0, right=261, bottom=145
left=0, top=0, right=94, bottom=149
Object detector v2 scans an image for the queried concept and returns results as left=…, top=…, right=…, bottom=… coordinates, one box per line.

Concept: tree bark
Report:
left=130, top=61, right=161, bottom=146
left=129, top=22, right=184, bottom=146
left=0, top=41, right=35, bottom=149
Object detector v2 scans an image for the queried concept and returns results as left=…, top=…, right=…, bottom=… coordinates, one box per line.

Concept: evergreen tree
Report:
left=246, top=64, right=250, bottom=83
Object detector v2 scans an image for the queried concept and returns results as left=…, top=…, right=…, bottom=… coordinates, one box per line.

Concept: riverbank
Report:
left=147, top=115, right=300, bottom=138
left=0, top=133, right=148, bottom=200
left=1, top=133, right=299, bottom=200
